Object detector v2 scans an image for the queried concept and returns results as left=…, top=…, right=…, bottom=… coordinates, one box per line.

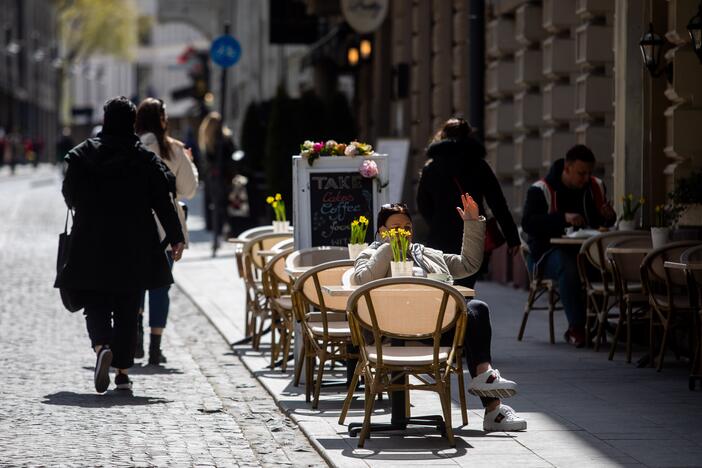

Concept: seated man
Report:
left=521, top=144, right=616, bottom=347
left=352, top=196, right=526, bottom=432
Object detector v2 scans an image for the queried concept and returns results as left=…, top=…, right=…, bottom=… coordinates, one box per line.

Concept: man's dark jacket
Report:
left=417, top=138, right=519, bottom=254
left=55, top=133, right=184, bottom=292
left=521, top=158, right=613, bottom=262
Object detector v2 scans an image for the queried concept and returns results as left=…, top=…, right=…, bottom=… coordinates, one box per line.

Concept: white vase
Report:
left=390, top=261, right=414, bottom=277
left=348, top=243, right=368, bottom=260
left=272, top=220, right=290, bottom=233
left=618, top=219, right=637, bottom=231
left=651, top=227, right=670, bottom=249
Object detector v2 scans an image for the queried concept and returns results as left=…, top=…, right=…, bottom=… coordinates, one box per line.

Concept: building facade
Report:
left=1, top=0, right=59, bottom=162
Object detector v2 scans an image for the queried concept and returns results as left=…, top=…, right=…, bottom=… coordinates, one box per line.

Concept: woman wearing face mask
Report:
left=135, top=98, right=199, bottom=365
left=351, top=196, right=526, bottom=432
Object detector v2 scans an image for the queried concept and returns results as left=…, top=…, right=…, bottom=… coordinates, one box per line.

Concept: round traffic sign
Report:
left=210, top=35, right=241, bottom=68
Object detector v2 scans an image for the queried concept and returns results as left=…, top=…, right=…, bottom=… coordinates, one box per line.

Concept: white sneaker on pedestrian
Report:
left=468, top=368, right=517, bottom=398
left=483, top=404, right=527, bottom=432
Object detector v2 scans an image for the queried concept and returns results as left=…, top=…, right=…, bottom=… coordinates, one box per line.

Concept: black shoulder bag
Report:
left=55, top=208, right=85, bottom=312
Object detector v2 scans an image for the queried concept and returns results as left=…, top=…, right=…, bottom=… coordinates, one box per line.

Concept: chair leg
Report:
left=626, top=303, right=633, bottom=364
left=305, top=353, right=314, bottom=403
left=358, top=373, right=379, bottom=448
left=339, top=361, right=362, bottom=425
left=518, top=288, right=536, bottom=341
left=405, top=375, right=411, bottom=419
left=294, top=337, right=305, bottom=386
left=657, top=314, right=671, bottom=372
left=455, top=349, right=468, bottom=426
left=438, top=381, right=455, bottom=447
left=281, top=324, right=292, bottom=373
left=548, top=287, right=556, bottom=344
left=594, top=294, right=608, bottom=352
left=270, top=319, right=278, bottom=369
left=312, top=349, right=327, bottom=409
left=608, top=306, right=625, bottom=361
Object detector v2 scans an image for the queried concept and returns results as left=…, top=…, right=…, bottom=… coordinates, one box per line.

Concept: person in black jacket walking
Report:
left=521, top=145, right=616, bottom=347
left=417, top=117, right=520, bottom=287
left=57, top=97, right=185, bottom=393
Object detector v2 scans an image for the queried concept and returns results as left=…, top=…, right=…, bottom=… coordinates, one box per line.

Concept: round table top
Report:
left=606, top=246, right=652, bottom=254
left=550, top=237, right=588, bottom=245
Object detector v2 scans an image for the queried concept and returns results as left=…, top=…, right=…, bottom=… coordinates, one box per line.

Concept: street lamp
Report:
left=347, top=46, right=359, bottom=67
left=688, top=1, right=702, bottom=63
left=360, top=39, right=372, bottom=60
left=639, top=22, right=667, bottom=78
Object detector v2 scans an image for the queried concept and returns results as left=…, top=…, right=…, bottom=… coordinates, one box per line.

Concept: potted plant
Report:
left=670, top=171, right=702, bottom=227
left=380, top=228, right=413, bottom=276
left=618, top=194, right=644, bottom=231
left=348, top=216, right=369, bottom=260
left=266, top=193, right=289, bottom=232
left=651, top=203, right=681, bottom=249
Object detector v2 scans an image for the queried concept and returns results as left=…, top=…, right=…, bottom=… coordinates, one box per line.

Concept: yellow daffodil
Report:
left=359, top=216, right=368, bottom=224
left=639, top=197, right=645, bottom=204
left=275, top=193, right=282, bottom=201
left=272, top=201, right=278, bottom=208
left=266, top=196, right=274, bottom=204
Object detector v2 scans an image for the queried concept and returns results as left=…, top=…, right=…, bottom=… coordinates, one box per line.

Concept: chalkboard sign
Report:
left=293, top=155, right=389, bottom=250
left=309, top=172, right=374, bottom=246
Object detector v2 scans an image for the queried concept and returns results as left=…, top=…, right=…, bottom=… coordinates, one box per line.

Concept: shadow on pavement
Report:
left=81, top=365, right=184, bottom=375
left=41, top=391, right=172, bottom=407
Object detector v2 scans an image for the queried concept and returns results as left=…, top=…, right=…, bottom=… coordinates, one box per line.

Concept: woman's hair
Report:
left=377, top=203, right=412, bottom=231
left=431, top=117, right=473, bottom=143
left=198, top=111, right=233, bottom=156
left=135, top=98, right=172, bottom=160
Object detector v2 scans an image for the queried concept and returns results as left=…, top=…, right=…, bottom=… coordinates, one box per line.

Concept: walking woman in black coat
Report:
left=417, top=117, right=520, bottom=287
left=57, top=97, right=184, bottom=393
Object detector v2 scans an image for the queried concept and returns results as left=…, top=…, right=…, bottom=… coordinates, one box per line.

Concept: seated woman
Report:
left=351, top=195, right=526, bottom=432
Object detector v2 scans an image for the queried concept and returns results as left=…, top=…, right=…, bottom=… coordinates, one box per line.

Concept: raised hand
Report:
left=456, top=193, right=479, bottom=221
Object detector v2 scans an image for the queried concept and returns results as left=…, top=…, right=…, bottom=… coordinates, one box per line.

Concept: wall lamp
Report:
left=639, top=22, right=672, bottom=80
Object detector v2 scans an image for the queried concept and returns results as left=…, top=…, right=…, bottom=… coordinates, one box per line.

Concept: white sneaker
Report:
left=468, top=368, right=517, bottom=398
left=483, top=404, right=527, bottom=432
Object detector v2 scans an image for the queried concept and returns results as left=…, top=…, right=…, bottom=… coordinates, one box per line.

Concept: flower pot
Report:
left=651, top=227, right=670, bottom=249
left=348, top=243, right=368, bottom=260
left=618, top=219, right=637, bottom=231
left=272, top=220, right=290, bottom=233
left=390, top=261, right=414, bottom=277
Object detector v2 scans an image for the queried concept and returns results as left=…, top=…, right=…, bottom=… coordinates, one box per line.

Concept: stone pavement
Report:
left=174, top=200, right=702, bottom=467
left=0, top=174, right=325, bottom=467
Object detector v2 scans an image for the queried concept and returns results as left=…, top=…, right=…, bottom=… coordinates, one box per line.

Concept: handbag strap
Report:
left=64, top=208, right=73, bottom=234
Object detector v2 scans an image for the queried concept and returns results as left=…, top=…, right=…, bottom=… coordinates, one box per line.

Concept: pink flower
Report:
left=345, top=144, right=358, bottom=156
left=312, top=142, right=324, bottom=153
left=359, top=160, right=378, bottom=178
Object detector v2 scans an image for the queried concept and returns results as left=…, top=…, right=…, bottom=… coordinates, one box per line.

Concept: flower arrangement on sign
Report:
left=620, top=194, right=645, bottom=221
left=266, top=193, right=286, bottom=222
left=299, top=139, right=374, bottom=166
left=350, top=216, right=369, bottom=244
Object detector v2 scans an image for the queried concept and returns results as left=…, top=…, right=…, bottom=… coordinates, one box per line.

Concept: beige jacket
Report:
left=351, top=218, right=486, bottom=285
left=140, top=133, right=199, bottom=247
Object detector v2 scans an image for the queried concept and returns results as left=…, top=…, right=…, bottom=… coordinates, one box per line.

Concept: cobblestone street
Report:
left=0, top=168, right=326, bottom=467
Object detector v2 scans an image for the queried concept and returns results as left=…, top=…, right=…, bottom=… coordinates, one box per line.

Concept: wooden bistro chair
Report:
left=345, top=277, right=468, bottom=448
left=641, top=241, right=701, bottom=372
left=292, top=259, right=356, bottom=408
left=605, top=236, right=652, bottom=363
left=233, top=225, right=275, bottom=277
left=578, top=231, right=648, bottom=350
left=517, top=241, right=561, bottom=344
left=681, top=245, right=702, bottom=390
left=241, top=232, right=293, bottom=348
left=261, top=248, right=294, bottom=371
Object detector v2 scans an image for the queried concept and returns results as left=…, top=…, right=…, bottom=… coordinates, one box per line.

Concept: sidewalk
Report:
left=175, top=238, right=702, bottom=468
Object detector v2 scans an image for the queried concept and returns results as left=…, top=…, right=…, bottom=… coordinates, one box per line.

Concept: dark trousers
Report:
left=463, top=300, right=498, bottom=408
left=83, top=290, right=141, bottom=369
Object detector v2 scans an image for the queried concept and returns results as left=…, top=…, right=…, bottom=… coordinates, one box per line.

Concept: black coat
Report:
left=417, top=138, right=520, bottom=254
left=56, top=133, right=184, bottom=292
left=521, top=158, right=614, bottom=261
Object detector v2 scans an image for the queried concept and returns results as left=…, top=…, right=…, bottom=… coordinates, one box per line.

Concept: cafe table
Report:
left=607, top=246, right=653, bottom=255
left=665, top=258, right=702, bottom=390
left=322, top=282, right=475, bottom=437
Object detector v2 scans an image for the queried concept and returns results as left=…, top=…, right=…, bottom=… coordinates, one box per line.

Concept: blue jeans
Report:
left=529, top=248, right=585, bottom=329
left=140, top=252, right=174, bottom=328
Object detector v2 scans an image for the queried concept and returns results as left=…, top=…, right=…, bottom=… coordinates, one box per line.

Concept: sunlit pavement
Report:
left=175, top=189, right=702, bottom=468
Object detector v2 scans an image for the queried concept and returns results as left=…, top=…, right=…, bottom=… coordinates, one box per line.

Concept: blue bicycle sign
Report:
left=210, top=35, right=241, bottom=68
